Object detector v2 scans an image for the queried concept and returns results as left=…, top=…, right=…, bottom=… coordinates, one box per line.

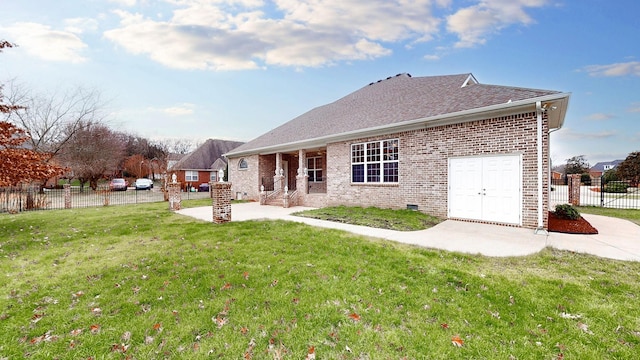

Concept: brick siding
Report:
left=229, top=112, right=550, bottom=229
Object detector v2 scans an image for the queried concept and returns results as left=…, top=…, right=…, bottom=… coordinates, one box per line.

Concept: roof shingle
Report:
left=228, top=73, right=564, bottom=155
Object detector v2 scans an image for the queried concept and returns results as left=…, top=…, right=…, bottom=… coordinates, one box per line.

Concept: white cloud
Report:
left=64, top=18, right=99, bottom=34
left=585, top=113, right=614, bottom=121
left=628, top=103, right=640, bottom=113
left=582, top=61, right=640, bottom=77
left=104, top=0, right=446, bottom=70
left=147, top=103, right=196, bottom=116
left=2, top=22, right=88, bottom=63
left=109, top=0, right=138, bottom=6
left=446, top=0, right=549, bottom=48
left=556, top=128, right=617, bottom=140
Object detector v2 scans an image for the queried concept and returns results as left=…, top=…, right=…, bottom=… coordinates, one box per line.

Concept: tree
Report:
left=617, top=151, right=640, bottom=186
left=565, top=155, right=590, bottom=175
left=2, top=79, right=107, bottom=159
left=0, top=122, right=66, bottom=186
left=59, top=122, right=125, bottom=191
left=0, top=40, right=66, bottom=186
left=123, top=154, right=149, bottom=179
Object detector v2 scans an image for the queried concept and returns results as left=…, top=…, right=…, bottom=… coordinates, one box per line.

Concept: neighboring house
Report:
left=169, top=139, right=244, bottom=191
left=225, top=73, right=570, bottom=230
left=589, top=160, right=623, bottom=178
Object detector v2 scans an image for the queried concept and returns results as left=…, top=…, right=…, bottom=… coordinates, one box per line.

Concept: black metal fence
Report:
left=550, top=176, right=640, bottom=209
left=0, top=185, right=211, bottom=213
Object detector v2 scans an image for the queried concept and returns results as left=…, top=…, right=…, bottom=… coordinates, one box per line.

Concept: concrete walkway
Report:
left=176, top=202, right=640, bottom=262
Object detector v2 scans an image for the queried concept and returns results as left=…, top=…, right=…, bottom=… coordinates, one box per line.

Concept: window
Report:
left=185, top=171, right=198, bottom=182
left=351, top=139, right=398, bottom=183
left=307, top=157, right=323, bottom=182
left=210, top=172, right=217, bottom=181
left=238, top=158, right=248, bottom=170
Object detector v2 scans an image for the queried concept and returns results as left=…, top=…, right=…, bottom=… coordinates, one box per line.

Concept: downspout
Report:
left=535, top=101, right=547, bottom=235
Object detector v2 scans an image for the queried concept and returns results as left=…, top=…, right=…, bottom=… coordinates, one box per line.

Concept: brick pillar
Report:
left=168, top=182, right=181, bottom=211
left=567, top=174, right=581, bottom=206
left=63, top=184, right=72, bottom=209
left=212, top=182, right=232, bottom=223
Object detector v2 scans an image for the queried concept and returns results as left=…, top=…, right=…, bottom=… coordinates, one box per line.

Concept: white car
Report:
left=134, top=178, right=153, bottom=190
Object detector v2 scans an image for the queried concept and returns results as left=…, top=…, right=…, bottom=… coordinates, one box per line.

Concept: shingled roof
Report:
left=170, top=139, right=244, bottom=171
left=226, top=73, right=570, bottom=157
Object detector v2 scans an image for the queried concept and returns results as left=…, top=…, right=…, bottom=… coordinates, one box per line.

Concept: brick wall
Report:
left=229, top=155, right=261, bottom=200
left=324, top=112, right=549, bottom=228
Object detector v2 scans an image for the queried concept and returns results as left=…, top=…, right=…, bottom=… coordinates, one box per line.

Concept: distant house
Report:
left=169, top=139, right=244, bottom=191
left=589, top=160, right=623, bottom=178
left=225, top=73, right=570, bottom=230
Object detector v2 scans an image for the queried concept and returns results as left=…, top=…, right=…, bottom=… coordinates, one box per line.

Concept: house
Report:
left=589, top=160, right=623, bottom=178
left=169, top=139, right=244, bottom=191
left=225, top=73, right=570, bottom=230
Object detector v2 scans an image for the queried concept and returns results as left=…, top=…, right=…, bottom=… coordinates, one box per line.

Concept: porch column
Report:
left=567, top=174, right=581, bottom=206
left=297, top=149, right=308, bottom=195
left=274, top=152, right=284, bottom=192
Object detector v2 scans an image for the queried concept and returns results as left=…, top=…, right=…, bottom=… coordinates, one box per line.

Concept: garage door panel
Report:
left=449, top=155, right=521, bottom=225
left=448, top=158, right=482, bottom=219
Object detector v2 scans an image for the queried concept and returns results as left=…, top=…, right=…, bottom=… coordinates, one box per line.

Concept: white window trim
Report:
left=185, top=170, right=199, bottom=182
left=351, top=139, right=399, bottom=184
left=307, top=156, right=323, bottom=183
left=238, top=158, right=248, bottom=170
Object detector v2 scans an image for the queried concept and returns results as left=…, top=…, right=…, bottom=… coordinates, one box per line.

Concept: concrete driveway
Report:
left=177, top=202, right=640, bottom=262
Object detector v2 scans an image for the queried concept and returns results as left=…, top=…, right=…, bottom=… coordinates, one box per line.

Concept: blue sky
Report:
left=1, top=0, right=639, bottom=166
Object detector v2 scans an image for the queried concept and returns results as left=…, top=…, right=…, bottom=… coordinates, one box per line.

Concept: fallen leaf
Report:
left=243, top=272, right=249, bottom=280
left=90, top=324, right=101, bottom=334
left=451, top=335, right=464, bottom=347
left=440, top=323, right=449, bottom=329
left=153, top=323, right=162, bottom=331
left=70, top=329, right=83, bottom=336
left=348, top=313, right=361, bottom=322
left=306, top=345, right=316, bottom=360
left=577, top=322, right=593, bottom=334
left=221, top=283, right=232, bottom=291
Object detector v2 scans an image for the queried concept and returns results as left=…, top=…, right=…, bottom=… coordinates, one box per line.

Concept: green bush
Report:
left=602, top=169, right=620, bottom=184
left=580, top=173, right=591, bottom=185
left=554, top=204, right=581, bottom=220
left=603, top=181, right=629, bottom=193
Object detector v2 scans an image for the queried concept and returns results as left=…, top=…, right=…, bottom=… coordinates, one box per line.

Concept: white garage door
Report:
left=448, top=155, right=521, bottom=225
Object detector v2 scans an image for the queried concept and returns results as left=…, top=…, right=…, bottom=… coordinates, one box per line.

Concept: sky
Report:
left=1, top=0, right=639, bottom=167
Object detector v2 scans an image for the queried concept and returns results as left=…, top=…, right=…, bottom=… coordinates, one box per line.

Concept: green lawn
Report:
left=578, top=206, right=640, bottom=226
left=1, top=204, right=639, bottom=359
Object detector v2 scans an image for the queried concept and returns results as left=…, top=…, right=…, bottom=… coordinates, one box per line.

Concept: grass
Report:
left=293, top=205, right=443, bottom=231
left=1, top=204, right=640, bottom=359
left=578, top=206, right=640, bottom=226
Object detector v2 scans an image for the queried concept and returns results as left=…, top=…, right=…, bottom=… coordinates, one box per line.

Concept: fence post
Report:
left=567, top=174, right=581, bottom=206
left=211, top=181, right=231, bottom=223
left=600, top=175, right=605, bottom=207
left=64, top=184, right=72, bottom=209
left=168, top=182, right=181, bottom=211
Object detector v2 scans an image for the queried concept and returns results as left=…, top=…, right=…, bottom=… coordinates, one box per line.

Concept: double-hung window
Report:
left=185, top=171, right=199, bottom=182
left=307, top=157, right=323, bottom=182
left=351, top=139, right=398, bottom=183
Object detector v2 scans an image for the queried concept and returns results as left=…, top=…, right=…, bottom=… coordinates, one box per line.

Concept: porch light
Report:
left=218, top=169, right=225, bottom=182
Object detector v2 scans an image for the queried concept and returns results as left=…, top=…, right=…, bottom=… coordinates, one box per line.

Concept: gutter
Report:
left=535, top=101, right=548, bottom=235
left=225, top=92, right=571, bottom=158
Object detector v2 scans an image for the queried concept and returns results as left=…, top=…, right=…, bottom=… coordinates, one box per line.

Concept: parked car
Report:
left=109, top=178, right=128, bottom=191
left=134, top=178, right=154, bottom=190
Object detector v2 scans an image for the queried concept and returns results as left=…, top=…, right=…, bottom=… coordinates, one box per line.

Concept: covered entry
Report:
left=448, top=155, right=522, bottom=225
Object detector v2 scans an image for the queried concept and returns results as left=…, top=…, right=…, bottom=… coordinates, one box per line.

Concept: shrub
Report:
left=603, top=181, right=629, bottom=193
left=580, top=173, right=591, bottom=186
left=554, top=204, right=580, bottom=220
left=602, top=169, right=619, bottom=184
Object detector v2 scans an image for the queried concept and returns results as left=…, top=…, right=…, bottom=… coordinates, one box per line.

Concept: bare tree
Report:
left=59, top=122, right=125, bottom=191
left=2, top=80, right=107, bottom=158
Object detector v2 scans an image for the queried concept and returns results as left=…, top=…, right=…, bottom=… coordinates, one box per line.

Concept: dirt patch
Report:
left=548, top=211, right=598, bottom=234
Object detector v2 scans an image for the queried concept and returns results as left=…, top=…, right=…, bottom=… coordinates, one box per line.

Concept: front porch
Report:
left=258, top=148, right=327, bottom=208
